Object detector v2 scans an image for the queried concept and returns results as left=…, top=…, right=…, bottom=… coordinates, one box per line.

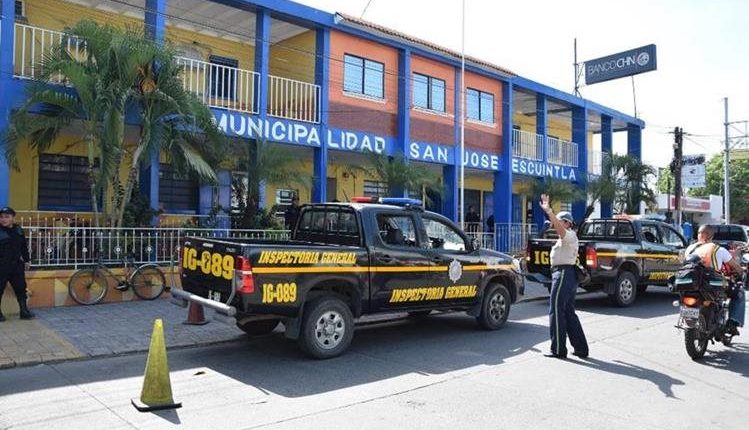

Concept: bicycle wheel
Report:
left=68, top=268, right=109, bottom=305
left=130, top=265, right=166, bottom=300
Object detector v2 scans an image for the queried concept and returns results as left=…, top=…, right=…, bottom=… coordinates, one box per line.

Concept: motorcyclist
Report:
left=685, top=224, right=745, bottom=336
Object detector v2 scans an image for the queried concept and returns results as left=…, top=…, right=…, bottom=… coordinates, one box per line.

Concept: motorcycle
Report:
left=669, top=252, right=748, bottom=360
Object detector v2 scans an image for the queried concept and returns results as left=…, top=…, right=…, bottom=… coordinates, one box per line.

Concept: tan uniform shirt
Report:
left=550, top=228, right=578, bottom=266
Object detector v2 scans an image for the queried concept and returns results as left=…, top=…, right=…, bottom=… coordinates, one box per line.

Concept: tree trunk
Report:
left=85, top=132, right=100, bottom=228
left=116, top=144, right=144, bottom=228
left=583, top=204, right=596, bottom=221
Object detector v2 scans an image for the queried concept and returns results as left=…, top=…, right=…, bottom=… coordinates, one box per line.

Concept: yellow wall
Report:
left=24, top=0, right=255, bottom=70
left=269, top=30, right=316, bottom=83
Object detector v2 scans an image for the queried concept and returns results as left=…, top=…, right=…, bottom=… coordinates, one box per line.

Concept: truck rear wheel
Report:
left=608, top=271, right=638, bottom=307
left=298, top=296, right=354, bottom=359
left=476, top=283, right=511, bottom=330
left=236, top=319, right=280, bottom=336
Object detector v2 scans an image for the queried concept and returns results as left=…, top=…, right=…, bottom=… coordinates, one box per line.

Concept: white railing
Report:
left=176, top=57, right=260, bottom=115
left=546, top=137, right=579, bottom=168
left=13, top=23, right=321, bottom=123
left=14, top=23, right=86, bottom=82
left=588, top=150, right=603, bottom=176
left=25, top=226, right=290, bottom=269
left=495, top=223, right=538, bottom=256
left=512, top=129, right=544, bottom=161
left=268, top=75, right=321, bottom=123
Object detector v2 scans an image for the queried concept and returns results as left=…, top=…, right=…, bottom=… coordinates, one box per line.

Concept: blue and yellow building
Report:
left=0, top=0, right=644, bottom=229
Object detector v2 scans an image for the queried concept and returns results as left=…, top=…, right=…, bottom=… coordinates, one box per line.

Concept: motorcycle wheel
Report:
left=685, top=327, right=708, bottom=360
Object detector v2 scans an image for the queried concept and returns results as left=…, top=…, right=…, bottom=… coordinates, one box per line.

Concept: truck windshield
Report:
left=711, top=225, right=748, bottom=242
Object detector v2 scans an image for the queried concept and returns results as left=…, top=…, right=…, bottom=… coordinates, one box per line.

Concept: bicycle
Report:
left=68, top=254, right=167, bottom=305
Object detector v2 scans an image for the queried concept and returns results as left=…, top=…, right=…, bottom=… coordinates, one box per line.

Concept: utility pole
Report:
left=724, top=97, right=730, bottom=224
left=671, top=127, right=683, bottom=227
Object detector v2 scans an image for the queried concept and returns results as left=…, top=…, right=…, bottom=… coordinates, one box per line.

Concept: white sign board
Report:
left=682, top=154, right=706, bottom=188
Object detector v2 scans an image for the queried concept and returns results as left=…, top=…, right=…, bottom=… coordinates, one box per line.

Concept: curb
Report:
left=0, top=336, right=247, bottom=370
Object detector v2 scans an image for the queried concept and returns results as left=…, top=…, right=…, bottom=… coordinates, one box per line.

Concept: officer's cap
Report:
left=0, top=207, right=16, bottom=216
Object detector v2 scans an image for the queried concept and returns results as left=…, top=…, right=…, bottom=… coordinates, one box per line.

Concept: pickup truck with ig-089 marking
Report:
left=173, top=199, right=524, bottom=359
left=525, top=217, right=687, bottom=307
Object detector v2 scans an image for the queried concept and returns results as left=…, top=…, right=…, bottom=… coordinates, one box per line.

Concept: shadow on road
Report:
left=698, top=341, right=749, bottom=378
left=570, top=357, right=685, bottom=398
left=0, top=313, right=552, bottom=398
left=574, top=289, right=680, bottom=319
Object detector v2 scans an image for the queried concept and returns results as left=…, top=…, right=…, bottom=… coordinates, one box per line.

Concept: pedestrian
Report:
left=486, top=214, right=495, bottom=233
left=284, top=195, right=301, bottom=230
left=0, top=207, right=34, bottom=321
left=466, top=205, right=480, bottom=233
left=539, top=194, right=588, bottom=359
left=681, top=221, right=693, bottom=243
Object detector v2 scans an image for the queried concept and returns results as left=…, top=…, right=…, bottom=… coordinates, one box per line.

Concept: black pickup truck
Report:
left=172, top=198, right=524, bottom=359
left=525, top=217, right=687, bottom=306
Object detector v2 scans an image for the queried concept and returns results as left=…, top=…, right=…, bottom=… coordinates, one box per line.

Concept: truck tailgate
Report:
left=526, top=239, right=586, bottom=283
left=180, top=237, right=245, bottom=297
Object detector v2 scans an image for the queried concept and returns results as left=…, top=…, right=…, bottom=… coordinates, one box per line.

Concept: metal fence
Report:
left=25, top=226, right=290, bottom=269
left=512, top=129, right=544, bottom=161
left=268, top=75, right=321, bottom=123
left=495, top=223, right=538, bottom=256
left=546, top=136, right=579, bottom=168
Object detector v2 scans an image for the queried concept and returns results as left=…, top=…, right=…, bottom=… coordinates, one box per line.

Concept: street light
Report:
left=459, top=0, right=466, bottom=230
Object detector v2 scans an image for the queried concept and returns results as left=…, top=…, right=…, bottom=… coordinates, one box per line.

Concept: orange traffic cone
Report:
left=132, top=319, right=182, bottom=412
left=183, top=301, right=208, bottom=325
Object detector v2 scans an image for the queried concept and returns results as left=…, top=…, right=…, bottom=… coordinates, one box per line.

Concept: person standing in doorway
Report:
left=284, top=195, right=301, bottom=230
left=0, top=207, right=34, bottom=321
left=466, top=205, right=481, bottom=233
left=539, top=194, right=588, bottom=359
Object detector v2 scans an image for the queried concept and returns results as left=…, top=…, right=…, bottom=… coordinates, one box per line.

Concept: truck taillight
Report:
left=235, top=256, right=255, bottom=294
left=586, top=246, right=598, bottom=270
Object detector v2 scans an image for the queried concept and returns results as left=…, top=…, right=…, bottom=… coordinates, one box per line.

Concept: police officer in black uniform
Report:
left=0, top=207, right=34, bottom=321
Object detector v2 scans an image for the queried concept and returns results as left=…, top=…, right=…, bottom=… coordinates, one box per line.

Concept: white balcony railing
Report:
left=546, top=136, right=579, bottom=168
left=512, top=129, right=544, bottom=161
left=14, top=23, right=86, bottom=82
left=588, top=150, right=603, bottom=176
left=13, top=23, right=321, bottom=123
left=176, top=57, right=260, bottom=115
left=268, top=75, right=321, bottom=123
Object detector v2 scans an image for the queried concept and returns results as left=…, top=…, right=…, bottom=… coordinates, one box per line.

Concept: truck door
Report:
left=369, top=211, right=437, bottom=310
left=420, top=214, right=482, bottom=307
left=639, top=222, right=671, bottom=281
left=658, top=224, right=688, bottom=282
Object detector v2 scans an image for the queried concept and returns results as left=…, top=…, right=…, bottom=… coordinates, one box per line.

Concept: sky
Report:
left=295, top=0, right=749, bottom=168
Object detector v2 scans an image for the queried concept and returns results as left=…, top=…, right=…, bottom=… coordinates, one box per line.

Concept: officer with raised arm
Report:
left=539, top=194, right=588, bottom=359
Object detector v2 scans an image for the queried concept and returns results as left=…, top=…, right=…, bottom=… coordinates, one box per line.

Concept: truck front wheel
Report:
left=476, top=283, right=511, bottom=330
left=298, top=296, right=354, bottom=359
left=236, top=319, right=280, bottom=336
left=608, top=271, right=638, bottom=307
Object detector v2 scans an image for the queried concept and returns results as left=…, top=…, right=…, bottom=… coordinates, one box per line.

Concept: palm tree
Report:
left=362, top=153, right=443, bottom=200
left=233, top=139, right=308, bottom=228
left=617, top=155, right=657, bottom=214
left=583, top=152, right=620, bottom=220
left=112, top=39, right=225, bottom=227
left=4, top=21, right=133, bottom=224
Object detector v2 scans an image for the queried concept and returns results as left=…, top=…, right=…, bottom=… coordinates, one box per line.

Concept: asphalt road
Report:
left=1, top=289, right=747, bottom=430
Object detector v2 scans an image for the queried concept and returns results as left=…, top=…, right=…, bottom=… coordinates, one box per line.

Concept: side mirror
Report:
left=741, top=253, right=749, bottom=264
left=471, top=238, right=481, bottom=251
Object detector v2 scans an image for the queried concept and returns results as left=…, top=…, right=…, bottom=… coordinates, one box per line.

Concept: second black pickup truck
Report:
left=525, top=216, right=687, bottom=306
left=172, top=198, right=524, bottom=359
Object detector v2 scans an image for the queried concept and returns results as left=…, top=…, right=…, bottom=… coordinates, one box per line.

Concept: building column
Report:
left=312, top=27, right=330, bottom=203
left=254, top=8, right=271, bottom=205
left=572, top=106, right=588, bottom=222
left=139, top=0, right=166, bottom=218
left=600, top=114, right=613, bottom=217
left=391, top=47, right=411, bottom=198
left=0, top=0, right=16, bottom=206
left=494, top=81, right=513, bottom=251
left=444, top=66, right=461, bottom=222
left=627, top=123, right=642, bottom=161
left=531, top=94, right=548, bottom=228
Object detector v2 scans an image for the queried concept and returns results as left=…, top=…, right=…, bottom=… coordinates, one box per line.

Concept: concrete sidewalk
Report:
left=0, top=300, right=245, bottom=369
left=0, top=282, right=550, bottom=369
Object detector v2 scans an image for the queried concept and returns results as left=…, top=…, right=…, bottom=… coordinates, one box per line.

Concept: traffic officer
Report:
left=0, top=207, right=34, bottom=320
left=539, top=194, right=588, bottom=359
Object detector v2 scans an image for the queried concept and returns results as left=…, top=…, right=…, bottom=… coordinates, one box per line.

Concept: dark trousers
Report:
left=0, top=267, right=28, bottom=307
left=549, top=266, right=588, bottom=356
